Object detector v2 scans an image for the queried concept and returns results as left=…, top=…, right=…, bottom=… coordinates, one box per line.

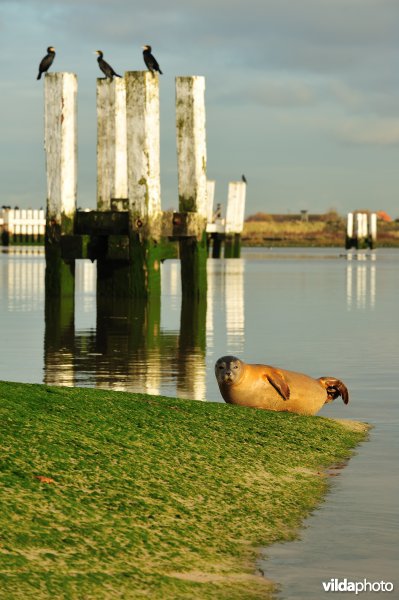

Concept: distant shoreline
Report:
left=242, top=213, right=399, bottom=248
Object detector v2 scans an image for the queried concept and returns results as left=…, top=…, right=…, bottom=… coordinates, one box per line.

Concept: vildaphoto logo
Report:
left=322, top=579, right=394, bottom=594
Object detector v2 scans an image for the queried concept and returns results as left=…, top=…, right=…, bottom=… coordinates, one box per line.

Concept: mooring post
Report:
left=44, top=72, right=77, bottom=297
left=369, top=212, right=377, bottom=249
left=224, top=181, right=246, bottom=258
left=96, top=78, right=128, bottom=210
left=206, top=180, right=215, bottom=225
left=126, top=70, right=163, bottom=297
left=96, top=71, right=163, bottom=298
left=176, top=76, right=208, bottom=298
left=355, top=212, right=368, bottom=249
left=345, top=212, right=354, bottom=249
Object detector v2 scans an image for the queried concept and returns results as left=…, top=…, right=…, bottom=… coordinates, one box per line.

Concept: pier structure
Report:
left=41, top=71, right=246, bottom=305
left=0, top=208, right=45, bottom=245
left=206, top=180, right=247, bottom=258
left=346, top=211, right=377, bottom=250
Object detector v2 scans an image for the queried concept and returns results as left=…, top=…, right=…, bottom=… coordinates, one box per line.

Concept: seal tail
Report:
left=318, top=377, right=349, bottom=405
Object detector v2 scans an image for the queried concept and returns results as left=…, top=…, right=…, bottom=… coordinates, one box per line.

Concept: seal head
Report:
left=215, top=355, right=244, bottom=385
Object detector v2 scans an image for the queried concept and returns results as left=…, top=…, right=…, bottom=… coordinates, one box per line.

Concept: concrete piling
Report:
left=176, top=76, right=208, bottom=298
left=96, top=78, right=127, bottom=210
left=126, top=71, right=161, bottom=228
left=346, top=211, right=377, bottom=250
left=44, top=72, right=77, bottom=296
left=224, top=181, right=246, bottom=258
left=96, top=71, right=165, bottom=299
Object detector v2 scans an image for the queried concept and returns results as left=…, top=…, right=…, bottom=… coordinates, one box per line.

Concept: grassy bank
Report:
left=242, top=216, right=399, bottom=247
left=0, top=381, right=368, bottom=599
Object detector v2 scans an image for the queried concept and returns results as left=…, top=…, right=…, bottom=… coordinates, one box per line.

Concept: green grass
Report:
left=0, top=381, right=368, bottom=599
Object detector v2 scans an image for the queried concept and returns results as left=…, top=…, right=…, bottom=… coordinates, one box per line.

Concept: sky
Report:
left=1, top=0, right=399, bottom=218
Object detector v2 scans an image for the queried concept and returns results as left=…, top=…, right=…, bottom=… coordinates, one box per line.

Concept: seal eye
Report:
left=233, top=364, right=238, bottom=369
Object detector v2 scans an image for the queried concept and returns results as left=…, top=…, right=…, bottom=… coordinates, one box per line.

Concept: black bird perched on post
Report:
left=142, top=45, right=163, bottom=75
left=95, top=50, right=122, bottom=80
left=37, top=46, right=56, bottom=80
left=241, top=174, right=247, bottom=184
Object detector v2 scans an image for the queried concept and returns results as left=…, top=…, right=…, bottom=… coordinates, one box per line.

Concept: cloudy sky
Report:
left=1, top=0, right=399, bottom=217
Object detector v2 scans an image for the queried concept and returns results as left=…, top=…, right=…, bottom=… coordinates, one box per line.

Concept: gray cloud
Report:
left=2, top=0, right=399, bottom=215
left=334, top=118, right=399, bottom=146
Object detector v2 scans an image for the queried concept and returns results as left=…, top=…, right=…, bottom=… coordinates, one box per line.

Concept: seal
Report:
left=215, top=355, right=349, bottom=416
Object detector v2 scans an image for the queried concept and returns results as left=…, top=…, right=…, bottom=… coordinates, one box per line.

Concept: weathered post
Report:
left=206, top=180, right=215, bottom=225
left=96, top=71, right=164, bottom=298
left=44, top=72, right=77, bottom=297
left=369, top=212, right=377, bottom=249
left=224, top=181, right=246, bottom=258
left=355, top=212, right=368, bottom=249
left=126, top=71, right=161, bottom=225
left=96, top=78, right=128, bottom=210
left=126, top=70, right=162, bottom=297
left=205, top=179, right=223, bottom=258
left=176, top=76, right=208, bottom=298
left=345, top=212, right=354, bottom=249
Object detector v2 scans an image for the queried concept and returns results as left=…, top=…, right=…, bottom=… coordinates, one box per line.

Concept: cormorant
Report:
left=142, top=45, right=163, bottom=75
left=37, top=47, right=56, bottom=80
left=242, top=174, right=247, bottom=183
left=95, top=50, right=122, bottom=80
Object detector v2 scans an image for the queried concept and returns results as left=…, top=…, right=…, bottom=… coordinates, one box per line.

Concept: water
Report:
left=0, top=246, right=398, bottom=597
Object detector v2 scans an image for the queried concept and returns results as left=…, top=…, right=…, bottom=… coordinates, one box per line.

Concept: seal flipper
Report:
left=264, top=368, right=290, bottom=400
left=318, top=377, right=349, bottom=405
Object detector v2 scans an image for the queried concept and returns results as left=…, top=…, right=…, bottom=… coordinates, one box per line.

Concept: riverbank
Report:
left=242, top=217, right=399, bottom=247
left=0, top=381, right=368, bottom=599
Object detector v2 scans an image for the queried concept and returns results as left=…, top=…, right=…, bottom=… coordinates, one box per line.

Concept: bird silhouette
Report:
left=95, top=50, right=122, bottom=80
left=142, top=45, right=163, bottom=75
left=37, top=47, right=55, bottom=80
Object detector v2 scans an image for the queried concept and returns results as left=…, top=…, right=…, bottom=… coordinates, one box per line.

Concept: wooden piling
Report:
left=224, top=181, right=246, bottom=258
left=176, top=76, right=208, bottom=297
left=346, top=211, right=377, bottom=250
left=126, top=71, right=161, bottom=229
left=369, top=212, right=377, bottom=249
left=206, top=180, right=215, bottom=225
left=44, top=72, right=77, bottom=296
left=345, top=212, right=354, bottom=249
left=96, top=71, right=164, bottom=298
left=96, top=78, right=127, bottom=210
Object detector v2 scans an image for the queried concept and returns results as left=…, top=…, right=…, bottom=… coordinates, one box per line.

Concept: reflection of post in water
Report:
left=44, top=295, right=75, bottom=386
left=95, top=296, right=164, bottom=394
left=206, top=259, right=245, bottom=354
left=177, top=294, right=207, bottom=400
left=346, top=252, right=376, bottom=310
left=44, top=265, right=208, bottom=398
left=225, top=260, right=245, bottom=353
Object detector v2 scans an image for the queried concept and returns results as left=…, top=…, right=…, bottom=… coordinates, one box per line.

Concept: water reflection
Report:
left=3, top=250, right=44, bottom=312
left=225, top=260, right=245, bottom=353
left=44, top=281, right=207, bottom=400
left=43, top=258, right=245, bottom=400
left=346, top=252, right=376, bottom=310
left=207, top=259, right=245, bottom=354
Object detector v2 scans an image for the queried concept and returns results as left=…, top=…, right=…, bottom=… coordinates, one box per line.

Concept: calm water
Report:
left=0, top=246, right=398, bottom=597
